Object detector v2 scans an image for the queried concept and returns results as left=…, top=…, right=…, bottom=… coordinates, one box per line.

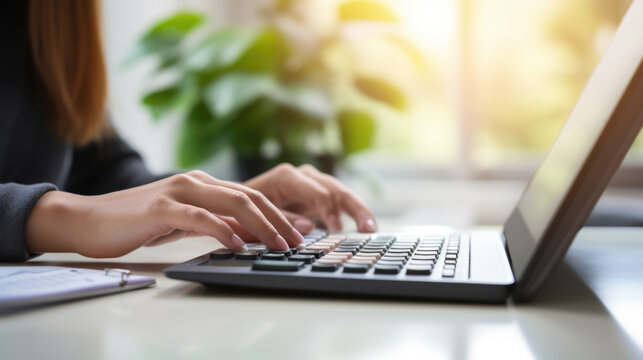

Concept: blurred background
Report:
left=102, top=0, right=642, bottom=228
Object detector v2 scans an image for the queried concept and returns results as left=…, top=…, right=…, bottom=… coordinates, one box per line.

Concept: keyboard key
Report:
left=444, top=264, right=456, bottom=270
left=315, top=257, right=344, bottom=265
left=368, top=240, right=392, bottom=245
left=334, top=247, right=358, bottom=254
left=374, top=265, right=401, bottom=274
left=235, top=252, right=261, bottom=260
left=381, top=255, right=408, bottom=262
left=269, top=250, right=293, bottom=257
left=412, top=255, right=437, bottom=261
left=343, top=263, right=370, bottom=273
left=445, top=259, right=457, bottom=265
left=288, top=254, right=315, bottom=264
left=311, top=263, right=339, bottom=272
left=252, top=260, right=304, bottom=271
left=298, top=250, right=325, bottom=258
left=409, top=260, right=435, bottom=266
left=417, top=246, right=441, bottom=251
left=356, top=252, right=382, bottom=260
left=347, top=258, right=376, bottom=266
left=246, top=243, right=269, bottom=253
left=326, top=252, right=352, bottom=260
left=394, top=240, right=418, bottom=245
left=445, top=254, right=458, bottom=260
left=343, top=240, right=365, bottom=245
left=307, top=244, right=334, bottom=252
left=261, top=253, right=287, bottom=261
left=376, top=260, right=404, bottom=268
left=442, top=269, right=456, bottom=277
left=363, top=244, right=387, bottom=249
left=388, top=249, right=412, bottom=255
left=415, top=252, right=438, bottom=258
left=209, top=249, right=234, bottom=260
left=351, top=256, right=378, bottom=264
left=375, top=235, right=396, bottom=242
left=390, top=246, right=415, bottom=251
left=360, top=249, right=385, bottom=255
left=406, top=265, right=433, bottom=275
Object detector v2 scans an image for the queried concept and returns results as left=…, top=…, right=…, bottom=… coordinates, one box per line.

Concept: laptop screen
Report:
left=505, top=0, right=643, bottom=284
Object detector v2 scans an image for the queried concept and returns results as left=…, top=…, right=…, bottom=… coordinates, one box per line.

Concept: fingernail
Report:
left=293, top=218, right=313, bottom=234
left=291, top=227, right=305, bottom=245
left=275, top=234, right=288, bottom=250
left=231, top=234, right=247, bottom=251
left=364, top=218, right=376, bottom=232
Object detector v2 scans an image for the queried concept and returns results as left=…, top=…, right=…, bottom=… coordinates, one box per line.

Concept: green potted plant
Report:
left=127, top=0, right=426, bottom=179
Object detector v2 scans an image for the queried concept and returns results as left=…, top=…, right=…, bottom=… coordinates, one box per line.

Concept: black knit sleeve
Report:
left=0, top=182, right=57, bottom=261
left=64, top=133, right=174, bottom=195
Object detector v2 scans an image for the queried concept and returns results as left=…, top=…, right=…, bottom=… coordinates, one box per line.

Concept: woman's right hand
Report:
left=25, top=171, right=304, bottom=258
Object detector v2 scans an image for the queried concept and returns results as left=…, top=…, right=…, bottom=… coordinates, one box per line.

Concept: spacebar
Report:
left=252, top=260, right=304, bottom=271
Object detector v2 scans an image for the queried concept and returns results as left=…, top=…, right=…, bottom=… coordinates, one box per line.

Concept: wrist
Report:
left=25, top=190, right=87, bottom=254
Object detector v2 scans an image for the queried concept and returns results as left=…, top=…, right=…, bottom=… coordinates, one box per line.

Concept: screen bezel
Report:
left=503, top=0, right=643, bottom=301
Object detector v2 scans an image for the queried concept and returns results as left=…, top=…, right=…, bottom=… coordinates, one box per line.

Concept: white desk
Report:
left=1, top=227, right=642, bottom=359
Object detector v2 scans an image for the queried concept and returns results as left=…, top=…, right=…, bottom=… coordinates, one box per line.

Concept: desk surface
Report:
left=1, top=227, right=643, bottom=360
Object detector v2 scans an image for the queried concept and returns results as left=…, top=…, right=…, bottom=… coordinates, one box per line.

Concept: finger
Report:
left=275, top=164, right=342, bottom=233
left=162, top=201, right=247, bottom=250
left=299, top=164, right=377, bottom=232
left=218, top=215, right=258, bottom=242
left=280, top=209, right=315, bottom=235
left=172, top=176, right=288, bottom=250
left=186, top=171, right=304, bottom=247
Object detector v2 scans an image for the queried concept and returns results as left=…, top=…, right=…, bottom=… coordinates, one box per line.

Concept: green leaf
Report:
left=140, top=75, right=199, bottom=121
left=354, top=76, right=407, bottom=110
left=204, top=73, right=332, bottom=120
left=141, top=87, right=179, bottom=121
left=176, top=101, right=226, bottom=168
left=124, top=11, right=205, bottom=67
left=185, top=27, right=286, bottom=74
left=204, top=73, right=277, bottom=118
left=338, top=1, right=398, bottom=23
left=144, top=11, right=205, bottom=39
left=231, top=28, right=287, bottom=73
left=185, top=28, right=259, bottom=71
left=338, top=110, right=375, bottom=155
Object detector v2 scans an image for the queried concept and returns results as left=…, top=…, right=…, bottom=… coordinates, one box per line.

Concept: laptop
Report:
left=165, top=0, right=643, bottom=303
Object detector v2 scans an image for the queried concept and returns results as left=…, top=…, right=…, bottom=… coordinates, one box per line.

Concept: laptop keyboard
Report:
left=207, top=231, right=464, bottom=278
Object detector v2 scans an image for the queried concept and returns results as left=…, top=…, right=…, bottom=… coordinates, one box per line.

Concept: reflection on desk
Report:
left=0, top=227, right=641, bottom=359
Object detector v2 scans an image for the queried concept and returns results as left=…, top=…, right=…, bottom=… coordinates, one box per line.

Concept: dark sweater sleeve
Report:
left=0, top=182, right=57, bottom=261
left=65, top=133, right=174, bottom=195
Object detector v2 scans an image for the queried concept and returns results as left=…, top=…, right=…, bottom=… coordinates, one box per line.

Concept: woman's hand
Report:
left=25, top=170, right=307, bottom=257
left=244, top=164, right=376, bottom=235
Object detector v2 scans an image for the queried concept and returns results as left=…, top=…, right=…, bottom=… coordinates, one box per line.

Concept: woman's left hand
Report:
left=240, top=163, right=377, bottom=237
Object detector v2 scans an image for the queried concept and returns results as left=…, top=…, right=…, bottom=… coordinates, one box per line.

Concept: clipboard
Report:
left=0, top=266, right=156, bottom=312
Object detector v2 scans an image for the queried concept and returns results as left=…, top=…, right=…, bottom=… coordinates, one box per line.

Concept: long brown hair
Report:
left=28, top=0, right=108, bottom=145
